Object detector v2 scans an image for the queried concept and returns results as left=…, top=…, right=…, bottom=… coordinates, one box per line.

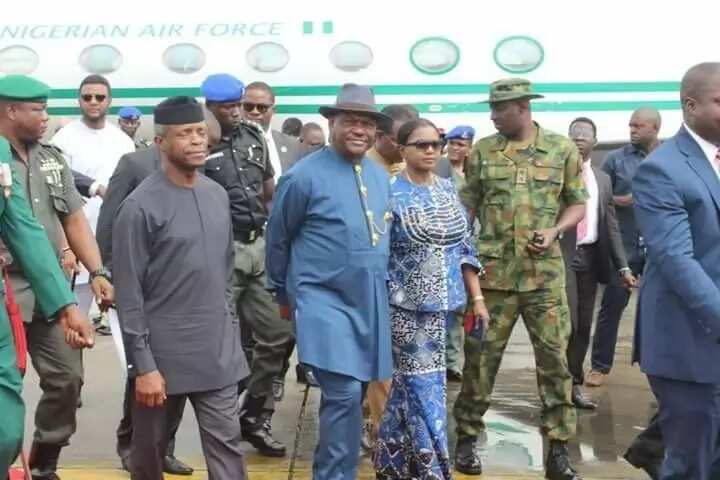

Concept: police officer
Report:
left=201, top=73, right=290, bottom=457
left=0, top=74, right=112, bottom=479
left=117, top=106, right=152, bottom=149
left=453, top=79, right=587, bottom=480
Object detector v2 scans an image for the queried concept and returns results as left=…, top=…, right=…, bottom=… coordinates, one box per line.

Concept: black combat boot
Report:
left=28, top=442, right=62, bottom=480
left=240, top=395, right=287, bottom=457
left=454, top=436, right=482, bottom=475
left=545, top=440, right=582, bottom=480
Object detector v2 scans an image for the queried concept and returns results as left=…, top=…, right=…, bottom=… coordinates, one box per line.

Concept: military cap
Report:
left=446, top=125, right=476, bottom=141
left=201, top=73, right=244, bottom=103
left=482, top=78, right=544, bottom=104
left=117, top=106, right=142, bottom=120
left=0, top=75, right=50, bottom=102
left=154, top=96, right=204, bottom=125
left=0, top=136, right=10, bottom=162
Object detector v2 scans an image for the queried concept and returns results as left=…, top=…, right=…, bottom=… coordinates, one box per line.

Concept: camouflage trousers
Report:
left=453, top=288, right=576, bottom=441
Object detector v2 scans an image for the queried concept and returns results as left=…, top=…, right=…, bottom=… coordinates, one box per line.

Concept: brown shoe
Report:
left=585, top=370, right=605, bottom=387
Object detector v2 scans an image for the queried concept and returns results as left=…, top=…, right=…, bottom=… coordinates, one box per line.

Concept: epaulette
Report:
left=39, top=141, right=64, bottom=154
left=239, top=118, right=263, bottom=134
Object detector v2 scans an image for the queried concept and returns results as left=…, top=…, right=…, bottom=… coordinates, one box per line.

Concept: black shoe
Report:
left=241, top=414, right=287, bottom=457
left=572, top=386, right=598, bottom=410
left=272, top=378, right=285, bottom=402
left=455, top=436, right=482, bottom=475
left=296, top=364, right=308, bottom=384
left=163, top=455, right=194, bottom=476
left=545, top=441, right=582, bottom=480
left=446, top=369, right=463, bottom=383
left=29, top=442, right=62, bottom=480
left=624, top=445, right=660, bottom=480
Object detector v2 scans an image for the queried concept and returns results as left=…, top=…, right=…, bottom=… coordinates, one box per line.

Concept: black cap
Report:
left=154, top=96, right=204, bottom=125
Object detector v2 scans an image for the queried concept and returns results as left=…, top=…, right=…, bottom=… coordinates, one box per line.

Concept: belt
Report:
left=234, top=229, right=262, bottom=243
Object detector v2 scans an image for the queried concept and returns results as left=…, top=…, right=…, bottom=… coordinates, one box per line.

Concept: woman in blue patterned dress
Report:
left=374, top=119, right=489, bottom=479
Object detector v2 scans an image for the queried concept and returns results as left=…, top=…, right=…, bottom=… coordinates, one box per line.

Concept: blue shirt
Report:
left=265, top=146, right=393, bottom=381
left=388, top=176, right=479, bottom=313
left=602, top=144, right=646, bottom=268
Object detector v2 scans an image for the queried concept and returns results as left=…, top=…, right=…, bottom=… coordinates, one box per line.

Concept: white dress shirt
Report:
left=685, top=123, right=720, bottom=179
left=264, top=130, right=282, bottom=183
left=577, top=160, right=599, bottom=246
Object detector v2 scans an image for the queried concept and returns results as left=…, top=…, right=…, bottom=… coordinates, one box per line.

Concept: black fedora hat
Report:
left=319, top=83, right=393, bottom=131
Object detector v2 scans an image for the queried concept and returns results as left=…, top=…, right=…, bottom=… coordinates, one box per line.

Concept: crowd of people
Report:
left=0, top=60, right=719, bottom=480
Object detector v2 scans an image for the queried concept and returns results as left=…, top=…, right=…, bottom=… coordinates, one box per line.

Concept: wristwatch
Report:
left=90, top=266, right=112, bottom=282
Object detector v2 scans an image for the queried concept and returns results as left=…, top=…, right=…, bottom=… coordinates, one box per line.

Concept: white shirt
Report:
left=577, top=160, right=599, bottom=246
left=52, top=119, right=135, bottom=283
left=264, top=130, right=282, bottom=183
left=684, top=123, right=720, bottom=179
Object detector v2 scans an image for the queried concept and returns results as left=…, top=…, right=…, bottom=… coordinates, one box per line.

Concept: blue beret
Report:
left=117, top=106, right=142, bottom=119
left=446, top=125, right=475, bottom=141
left=201, top=74, right=244, bottom=103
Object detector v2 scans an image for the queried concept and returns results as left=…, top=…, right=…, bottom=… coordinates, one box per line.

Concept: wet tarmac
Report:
left=19, top=285, right=654, bottom=479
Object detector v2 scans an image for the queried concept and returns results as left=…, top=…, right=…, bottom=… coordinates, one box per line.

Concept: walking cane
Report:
left=288, top=367, right=318, bottom=480
left=288, top=382, right=311, bottom=480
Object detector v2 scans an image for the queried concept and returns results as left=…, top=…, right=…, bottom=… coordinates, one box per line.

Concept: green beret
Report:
left=0, top=136, right=11, bottom=163
left=0, top=75, right=50, bottom=102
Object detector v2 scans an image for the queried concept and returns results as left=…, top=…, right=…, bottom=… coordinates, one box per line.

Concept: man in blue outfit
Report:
left=265, top=84, right=393, bottom=480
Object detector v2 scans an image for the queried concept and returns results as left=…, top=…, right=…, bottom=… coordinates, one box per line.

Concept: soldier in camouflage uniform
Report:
left=453, top=79, right=587, bottom=480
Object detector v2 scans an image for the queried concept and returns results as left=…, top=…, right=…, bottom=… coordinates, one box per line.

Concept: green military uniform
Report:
left=0, top=75, right=86, bottom=468
left=453, top=80, right=587, bottom=442
left=134, top=138, right=152, bottom=150
left=0, top=134, right=76, bottom=474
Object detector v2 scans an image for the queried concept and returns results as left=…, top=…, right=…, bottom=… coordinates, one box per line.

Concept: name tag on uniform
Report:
left=516, top=167, right=528, bottom=185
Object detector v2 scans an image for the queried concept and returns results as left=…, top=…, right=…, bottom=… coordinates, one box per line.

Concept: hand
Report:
left=61, top=249, right=79, bottom=277
left=91, top=276, right=114, bottom=311
left=135, top=370, right=166, bottom=408
left=614, top=194, right=633, bottom=208
left=621, top=271, right=639, bottom=290
left=96, top=185, right=107, bottom=199
left=472, top=299, right=490, bottom=330
left=57, top=304, right=95, bottom=349
left=279, top=304, right=291, bottom=321
left=527, top=227, right=559, bottom=254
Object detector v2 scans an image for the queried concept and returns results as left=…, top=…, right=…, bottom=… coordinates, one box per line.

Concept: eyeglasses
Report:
left=405, top=140, right=445, bottom=151
left=81, top=94, right=107, bottom=103
left=242, top=102, right=273, bottom=114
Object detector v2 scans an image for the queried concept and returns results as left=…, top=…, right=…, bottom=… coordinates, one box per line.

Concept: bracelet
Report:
left=62, top=247, right=72, bottom=253
left=472, top=295, right=485, bottom=303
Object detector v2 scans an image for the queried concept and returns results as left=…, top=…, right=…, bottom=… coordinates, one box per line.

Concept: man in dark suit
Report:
left=633, top=62, right=720, bottom=479
left=562, top=117, right=637, bottom=410
left=241, top=81, right=303, bottom=176
left=95, top=106, right=220, bottom=476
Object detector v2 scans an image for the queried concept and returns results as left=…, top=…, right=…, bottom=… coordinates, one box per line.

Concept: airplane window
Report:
left=0, top=45, right=39, bottom=74
left=329, top=41, right=373, bottom=72
left=163, top=43, right=207, bottom=74
left=493, top=36, right=544, bottom=74
left=79, top=44, right=123, bottom=74
left=246, top=42, right=289, bottom=73
left=409, top=37, right=460, bottom=75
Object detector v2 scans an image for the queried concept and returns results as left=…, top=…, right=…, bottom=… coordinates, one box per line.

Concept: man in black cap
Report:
left=113, top=96, right=249, bottom=480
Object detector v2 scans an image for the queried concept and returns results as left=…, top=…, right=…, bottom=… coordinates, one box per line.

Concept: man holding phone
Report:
left=453, top=78, right=587, bottom=480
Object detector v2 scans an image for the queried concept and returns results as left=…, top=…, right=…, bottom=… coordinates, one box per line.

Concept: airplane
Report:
left=0, top=0, right=713, bottom=147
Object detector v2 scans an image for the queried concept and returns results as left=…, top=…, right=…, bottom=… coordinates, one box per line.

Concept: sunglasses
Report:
left=405, top=140, right=445, bottom=151
left=242, top=102, right=273, bottom=114
left=81, top=94, right=107, bottom=102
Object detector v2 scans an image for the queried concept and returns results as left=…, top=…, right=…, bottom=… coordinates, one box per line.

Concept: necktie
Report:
left=576, top=164, right=589, bottom=241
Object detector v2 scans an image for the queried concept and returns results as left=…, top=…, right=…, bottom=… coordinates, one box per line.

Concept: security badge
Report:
left=516, top=167, right=528, bottom=185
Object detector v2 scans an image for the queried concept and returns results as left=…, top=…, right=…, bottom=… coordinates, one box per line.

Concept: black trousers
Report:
left=116, top=378, right=186, bottom=460
left=566, top=244, right=601, bottom=385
